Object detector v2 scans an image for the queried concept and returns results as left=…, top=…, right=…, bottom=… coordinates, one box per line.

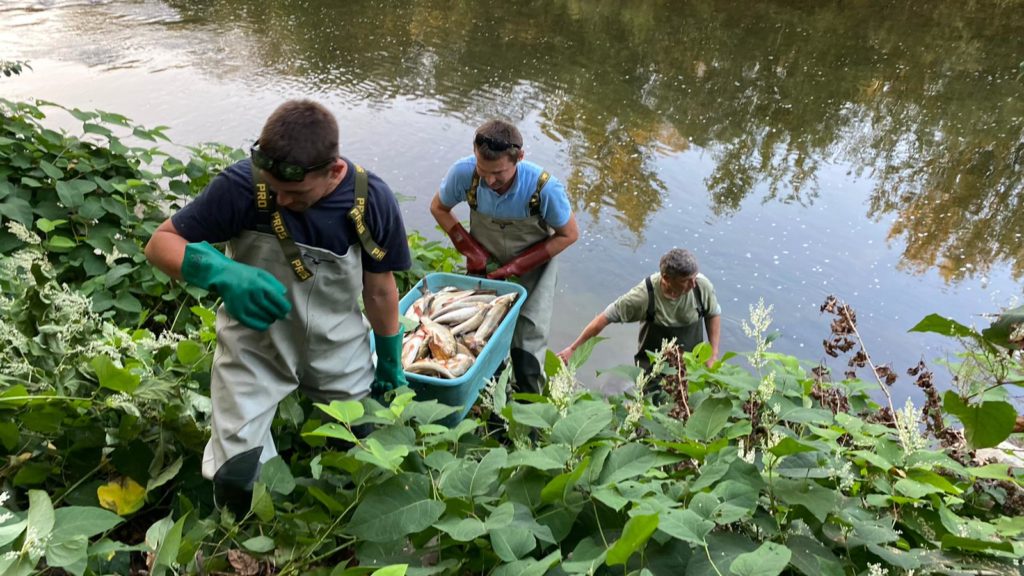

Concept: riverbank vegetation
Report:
left=0, top=99, right=1021, bottom=575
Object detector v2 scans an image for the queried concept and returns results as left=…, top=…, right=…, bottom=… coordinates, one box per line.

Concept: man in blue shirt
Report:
left=146, top=99, right=411, bottom=514
left=430, top=120, right=578, bottom=394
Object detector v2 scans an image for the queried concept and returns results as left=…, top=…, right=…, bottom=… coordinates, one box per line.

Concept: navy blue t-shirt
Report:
left=172, top=158, right=411, bottom=273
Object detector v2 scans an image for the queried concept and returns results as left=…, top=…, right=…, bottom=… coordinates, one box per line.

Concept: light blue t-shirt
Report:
left=439, top=156, right=572, bottom=228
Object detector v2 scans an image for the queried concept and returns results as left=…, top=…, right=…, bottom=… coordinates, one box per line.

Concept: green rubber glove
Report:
left=181, top=242, right=292, bottom=331
left=373, top=326, right=408, bottom=394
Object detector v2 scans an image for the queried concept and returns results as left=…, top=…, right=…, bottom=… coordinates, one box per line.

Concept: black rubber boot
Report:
left=510, top=348, right=544, bottom=395
left=213, top=447, right=262, bottom=519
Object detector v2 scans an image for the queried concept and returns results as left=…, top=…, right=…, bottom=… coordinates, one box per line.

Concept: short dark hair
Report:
left=660, top=248, right=699, bottom=279
left=258, top=100, right=338, bottom=171
left=474, top=119, right=523, bottom=162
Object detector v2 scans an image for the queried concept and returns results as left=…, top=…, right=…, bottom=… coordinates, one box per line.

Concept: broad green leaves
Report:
left=943, top=391, right=1017, bottom=449
left=347, top=474, right=445, bottom=542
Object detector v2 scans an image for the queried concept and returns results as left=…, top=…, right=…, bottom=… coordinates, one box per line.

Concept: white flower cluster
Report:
left=894, top=397, right=927, bottom=454
left=742, top=298, right=775, bottom=371
left=6, top=221, right=40, bottom=245
left=756, top=370, right=776, bottom=403
left=867, top=563, right=889, bottom=576
left=0, top=490, right=11, bottom=524
left=549, top=360, right=579, bottom=416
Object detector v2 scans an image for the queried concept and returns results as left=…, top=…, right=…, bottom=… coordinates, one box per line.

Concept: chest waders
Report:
left=467, top=172, right=553, bottom=395
left=635, top=276, right=706, bottom=376
left=206, top=164, right=383, bottom=516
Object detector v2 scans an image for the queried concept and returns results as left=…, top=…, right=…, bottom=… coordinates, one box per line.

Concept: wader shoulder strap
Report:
left=347, top=164, right=387, bottom=262
left=644, top=275, right=706, bottom=323
left=694, top=282, right=706, bottom=319
left=466, top=170, right=549, bottom=216
left=251, top=168, right=313, bottom=281
left=467, top=172, right=480, bottom=211
left=644, top=276, right=656, bottom=323
left=529, top=171, right=549, bottom=217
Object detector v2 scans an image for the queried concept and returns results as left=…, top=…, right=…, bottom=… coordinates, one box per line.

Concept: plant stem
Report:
left=840, top=306, right=897, bottom=416
left=703, top=542, right=725, bottom=576
left=53, top=461, right=103, bottom=505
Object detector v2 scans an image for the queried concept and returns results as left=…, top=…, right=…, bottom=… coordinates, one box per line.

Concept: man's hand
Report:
left=446, top=222, right=491, bottom=275
left=181, top=242, right=291, bottom=331
left=373, top=328, right=408, bottom=394
left=556, top=347, right=574, bottom=364
left=487, top=242, right=551, bottom=280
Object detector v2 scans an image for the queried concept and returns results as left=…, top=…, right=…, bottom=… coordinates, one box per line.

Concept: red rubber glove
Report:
left=446, top=222, right=491, bottom=275
left=487, top=242, right=551, bottom=280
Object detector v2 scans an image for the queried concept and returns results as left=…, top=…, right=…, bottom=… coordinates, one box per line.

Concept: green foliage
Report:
left=1, top=101, right=1021, bottom=574
left=0, top=61, right=30, bottom=78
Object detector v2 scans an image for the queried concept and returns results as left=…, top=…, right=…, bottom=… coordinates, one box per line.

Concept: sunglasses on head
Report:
left=474, top=134, right=521, bottom=152
left=250, top=141, right=335, bottom=182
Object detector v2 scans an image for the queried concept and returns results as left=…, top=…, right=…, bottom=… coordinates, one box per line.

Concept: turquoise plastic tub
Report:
left=399, top=272, right=527, bottom=423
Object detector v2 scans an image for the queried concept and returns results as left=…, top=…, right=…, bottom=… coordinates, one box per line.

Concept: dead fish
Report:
left=430, top=292, right=498, bottom=318
left=428, top=290, right=477, bottom=316
left=401, top=328, right=427, bottom=367
left=473, top=293, right=517, bottom=345
left=433, top=303, right=486, bottom=325
left=404, top=291, right=434, bottom=322
left=406, top=360, right=456, bottom=379
left=444, top=353, right=474, bottom=377
left=422, top=318, right=457, bottom=360
left=451, top=306, right=488, bottom=336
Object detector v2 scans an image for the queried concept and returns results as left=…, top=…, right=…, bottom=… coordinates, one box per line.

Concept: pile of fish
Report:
left=401, top=286, right=518, bottom=379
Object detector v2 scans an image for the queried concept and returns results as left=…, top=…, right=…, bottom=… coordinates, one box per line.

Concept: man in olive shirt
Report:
left=557, top=248, right=721, bottom=374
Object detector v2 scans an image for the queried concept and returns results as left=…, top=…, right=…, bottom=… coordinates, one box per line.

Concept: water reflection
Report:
left=5, top=0, right=1023, bottom=283
left=160, top=0, right=1024, bottom=282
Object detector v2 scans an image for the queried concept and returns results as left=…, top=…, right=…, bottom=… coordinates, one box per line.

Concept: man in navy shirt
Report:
left=430, top=120, right=578, bottom=394
left=145, top=100, right=411, bottom=514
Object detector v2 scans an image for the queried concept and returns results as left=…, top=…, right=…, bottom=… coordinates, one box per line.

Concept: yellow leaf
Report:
left=97, top=477, right=147, bottom=515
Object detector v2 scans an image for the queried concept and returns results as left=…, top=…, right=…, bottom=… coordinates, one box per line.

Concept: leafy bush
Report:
left=0, top=101, right=1021, bottom=575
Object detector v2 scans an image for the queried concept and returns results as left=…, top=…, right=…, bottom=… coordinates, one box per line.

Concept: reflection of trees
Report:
left=166, top=0, right=1024, bottom=281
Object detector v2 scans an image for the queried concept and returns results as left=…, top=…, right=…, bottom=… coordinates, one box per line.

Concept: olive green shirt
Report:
left=604, top=273, right=721, bottom=326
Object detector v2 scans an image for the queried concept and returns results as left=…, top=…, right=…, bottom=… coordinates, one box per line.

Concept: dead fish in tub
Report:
left=405, top=353, right=474, bottom=379
left=471, top=292, right=517, bottom=346
left=432, top=303, right=488, bottom=325
left=421, top=318, right=457, bottom=360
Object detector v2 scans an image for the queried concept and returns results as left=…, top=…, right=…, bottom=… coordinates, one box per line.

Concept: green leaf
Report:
left=598, top=443, right=681, bottom=485
left=55, top=179, right=96, bottom=209
left=943, top=391, right=1016, bottom=449
left=439, top=447, right=507, bottom=498
left=940, top=534, right=1014, bottom=553
left=0, top=196, right=33, bottom=225
left=151, top=513, right=188, bottom=576
left=347, top=474, right=445, bottom=542
left=90, top=356, right=141, bottom=393
left=52, top=507, right=123, bottom=541
left=786, top=535, right=843, bottom=576
left=146, top=457, right=183, bottom=492
left=402, top=400, right=459, bottom=424
left=370, top=566, right=408, bottom=576
left=909, top=314, right=979, bottom=338
left=46, top=235, right=76, bottom=249
left=686, top=532, right=757, bottom=576
left=490, top=525, right=537, bottom=562
left=506, top=444, right=572, bottom=471
left=250, top=483, right=275, bottom=521
left=354, top=438, right=409, bottom=473
left=510, top=402, right=559, bottom=428
left=242, top=535, right=276, bottom=553
left=260, top=456, right=295, bottom=495
left=981, top=304, right=1024, bottom=349
left=541, top=456, right=589, bottom=503
left=39, top=160, right=63, bottom=180
left=606, top=513, right=658, bottom=566
left=768, top=437, right=818, bottom=458
left=175, top=340, right=204, bottom=365
left=304, top=423, right=358, bottom=444
left=27, top=490, right=56, bottom=547
left=729, top=542, right=792, bottom=576
left=0, top=518, right=27, bottom=548
left=434, top=516, right=487, bottom=541
left=550, top=401, right=613, bottom=449
left=685, top=397, right=733, bottom=441
left=773, top=479, right=837, bottom=522
left=658, top=508, right=714, bottom=545
left=45, top=535, right=88, bottom=576
left=894, top=478, right=943, bottom=499
left=315, top=400, right=365, bottom=424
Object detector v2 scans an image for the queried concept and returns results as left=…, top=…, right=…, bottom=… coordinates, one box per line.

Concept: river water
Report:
left=2, top=0, right=1023, bottom=399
